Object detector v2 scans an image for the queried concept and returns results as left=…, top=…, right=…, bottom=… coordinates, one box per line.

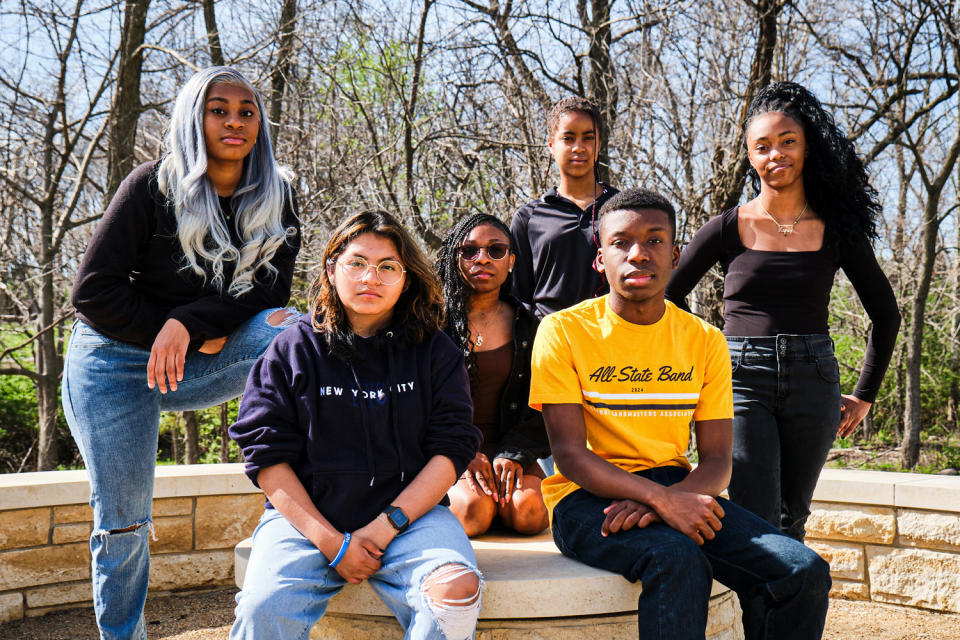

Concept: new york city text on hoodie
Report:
left=230, top=315, right=481, bottom=532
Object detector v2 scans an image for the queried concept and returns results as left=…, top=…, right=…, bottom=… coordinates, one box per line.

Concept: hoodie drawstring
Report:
left=385, top=332, right=406, bottom=483
left=349, top=331, right=407, bottom=487
left=348, top=362, right=378, bottom=487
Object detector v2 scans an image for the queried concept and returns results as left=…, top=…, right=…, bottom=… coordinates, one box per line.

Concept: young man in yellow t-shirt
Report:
left=530, top=188, right=830, bottom=640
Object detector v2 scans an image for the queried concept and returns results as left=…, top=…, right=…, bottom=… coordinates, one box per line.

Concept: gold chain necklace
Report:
left=470, top=302, right=503, bottom=349
left=759, top=201, right=808, bottom=236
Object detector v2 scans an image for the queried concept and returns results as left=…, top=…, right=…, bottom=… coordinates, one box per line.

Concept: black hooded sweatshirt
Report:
left=230, top=315, right=481, bottom=532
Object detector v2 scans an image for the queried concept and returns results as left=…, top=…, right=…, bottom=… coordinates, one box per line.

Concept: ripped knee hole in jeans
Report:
left=421, top=563, right=483, bottom=640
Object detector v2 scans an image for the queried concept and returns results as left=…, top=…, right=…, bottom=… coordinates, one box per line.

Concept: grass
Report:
left=825, top=440, right=960, bottom=474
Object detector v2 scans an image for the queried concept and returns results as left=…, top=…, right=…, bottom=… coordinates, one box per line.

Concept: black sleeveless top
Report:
left=665, top=207, right=900, bottom=402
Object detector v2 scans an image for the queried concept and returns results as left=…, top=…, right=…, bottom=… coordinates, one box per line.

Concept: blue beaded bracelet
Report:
left=329, top=533, right=351, bottom=568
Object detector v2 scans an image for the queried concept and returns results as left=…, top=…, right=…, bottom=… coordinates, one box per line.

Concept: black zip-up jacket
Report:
left=230, top=315, right=481, bottom=532
left=446, top=296, right=549, bottom=469
left=510, top=185, right=619, bottom=318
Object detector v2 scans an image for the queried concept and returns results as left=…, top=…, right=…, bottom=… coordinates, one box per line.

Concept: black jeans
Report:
left=551, top=466, right=830, bottom=640
left=727, top=335, right=842, bottom=541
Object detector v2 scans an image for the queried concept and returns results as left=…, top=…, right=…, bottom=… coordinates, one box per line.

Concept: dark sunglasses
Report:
left=458, top=243, right=510, bottom=261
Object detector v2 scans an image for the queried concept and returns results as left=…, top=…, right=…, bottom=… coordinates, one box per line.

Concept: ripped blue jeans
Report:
left=231, top=506, right=482, bottom=640
left=62, top=308, right=298, bottom=640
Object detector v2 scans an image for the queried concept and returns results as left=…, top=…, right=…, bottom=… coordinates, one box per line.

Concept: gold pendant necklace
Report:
left=470, top=301, right=502, bottom=350
left=759, top=201, right=808, bottom=236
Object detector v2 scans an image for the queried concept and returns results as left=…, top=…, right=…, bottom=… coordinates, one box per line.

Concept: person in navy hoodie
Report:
left=229, top=210, right=484, bottom=640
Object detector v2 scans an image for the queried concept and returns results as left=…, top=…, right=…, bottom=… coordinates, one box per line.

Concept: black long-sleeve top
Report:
left=510, top=185, right=619, bottom=318
left=665, top=206, right=901, bottom=403
left=71, top=161, right=300, bottom=351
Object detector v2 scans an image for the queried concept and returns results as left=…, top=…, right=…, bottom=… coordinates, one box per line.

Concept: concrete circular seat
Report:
left=234, top=530, right=744, bottom=639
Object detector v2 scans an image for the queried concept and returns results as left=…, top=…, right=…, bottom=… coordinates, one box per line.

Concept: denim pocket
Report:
left=815, top=356, right=840, bottom=383
left=70, top=323, right=118, bottom=348
left=727, top=347, right=742, bottom=374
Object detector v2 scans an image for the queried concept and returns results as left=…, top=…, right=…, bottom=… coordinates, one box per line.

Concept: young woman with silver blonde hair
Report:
left=63, top=66, right=300, bottom=640
left=157, top=66, right=294, bottom=296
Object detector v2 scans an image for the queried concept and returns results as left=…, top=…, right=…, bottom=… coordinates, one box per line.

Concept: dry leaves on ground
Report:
left=2, top=588, right=959, bottom=639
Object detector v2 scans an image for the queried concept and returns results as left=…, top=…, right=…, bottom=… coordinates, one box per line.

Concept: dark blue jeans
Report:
left=727, top=335, right=841, bottom=541
left=552, top=467, right=829, bottom=640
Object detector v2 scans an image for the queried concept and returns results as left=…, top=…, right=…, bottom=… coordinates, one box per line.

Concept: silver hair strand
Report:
left=157, top=66, right=295, bottom=297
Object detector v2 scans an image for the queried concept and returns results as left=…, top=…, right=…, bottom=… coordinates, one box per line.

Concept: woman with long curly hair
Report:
left=437, top=214, right=550, bottom=537
left=665, top=82, right=901, bottom=541
left=229, top=211, right=483, bottom=639
left=63, top=66, right=300, bottom=639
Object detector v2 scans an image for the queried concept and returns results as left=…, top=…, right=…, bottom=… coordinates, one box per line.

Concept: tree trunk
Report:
left=35, top=344, right=60, bottom=470
left=894, top=342, right=905, bottom=440
left=581, top=0, right=616, bottom=183
left=695, top=0, right=781, bottom=329
left=892, top=140, right=909, bottom=439
left=34, top=261, right=59, bottom=469
left=901, top=198, right=937, bottom=467
left=902, top=97, right=960, bottom=467
left=861, top=412, right=874, bottom=442
left=708, top=0, right=779, bottom=216
left=200, top=0, right=225, bottom=66
left=171, top=413, right=180, bottom=463
left=268, top=0, right=297, bottom=142
left=105, top=0, right=150, bottom=201
left=220, top=402, right=230, bottom=463
left=36, top=74, right=62, bottom=471
left=184, top=410, right=200, bottom=464
left=402, top=0, right=441, bottom=249
left=949, top=219, right=960, bottom=431
left=6, top=2, right=113, bottom=469
left=35, top=239, right=61, bottom=470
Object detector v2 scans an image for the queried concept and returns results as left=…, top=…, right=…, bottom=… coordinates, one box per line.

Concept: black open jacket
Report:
left=446, top=295, right=550, bottom=469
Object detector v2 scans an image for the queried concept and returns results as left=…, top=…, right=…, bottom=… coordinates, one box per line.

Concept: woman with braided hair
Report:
left=666, top=82, right=900, bottom=541
left=438, top=214, right=550, bottom=536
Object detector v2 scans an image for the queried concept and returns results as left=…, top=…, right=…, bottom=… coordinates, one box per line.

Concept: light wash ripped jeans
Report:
left=61, top=307, right=298, bottom=640
left=231, top=505, right=482, bottom=640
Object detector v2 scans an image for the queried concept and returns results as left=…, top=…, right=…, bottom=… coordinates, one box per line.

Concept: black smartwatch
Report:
left=381, top=505, right=410, bottom=533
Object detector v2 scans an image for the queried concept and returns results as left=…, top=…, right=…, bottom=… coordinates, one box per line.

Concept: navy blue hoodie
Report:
left=230, top=315, right=481, bottom=532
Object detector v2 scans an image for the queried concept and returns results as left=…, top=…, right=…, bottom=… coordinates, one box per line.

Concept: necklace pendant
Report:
left=778, top=224, right=794, bottom=236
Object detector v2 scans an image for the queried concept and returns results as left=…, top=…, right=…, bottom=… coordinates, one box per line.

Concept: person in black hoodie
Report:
left=437, top=214, right=550, bottom=537
left=229, top=211, right=484, bottom=640
left=63, top=66, right=300, bottom=640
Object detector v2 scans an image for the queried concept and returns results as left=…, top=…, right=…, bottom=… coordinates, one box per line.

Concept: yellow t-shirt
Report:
left=529, top=296, right=733, bottom=516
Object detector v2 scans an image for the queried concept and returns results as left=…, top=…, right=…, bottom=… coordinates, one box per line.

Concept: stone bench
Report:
left=234, top=530, right=744, bottom=639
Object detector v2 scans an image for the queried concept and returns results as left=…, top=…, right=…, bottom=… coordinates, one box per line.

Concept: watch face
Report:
left=386, top=507, right=409, bottom=531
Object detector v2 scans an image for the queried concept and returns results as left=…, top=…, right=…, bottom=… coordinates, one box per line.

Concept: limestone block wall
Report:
left=0, top=464, right=264, bottom=622
left=806, top=468, right=960, bottom=613
left=1, top=465, right=958, bottom=623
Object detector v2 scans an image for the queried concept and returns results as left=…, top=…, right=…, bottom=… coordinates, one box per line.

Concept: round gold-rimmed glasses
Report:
left=331, top=257, right=406, bottom=286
